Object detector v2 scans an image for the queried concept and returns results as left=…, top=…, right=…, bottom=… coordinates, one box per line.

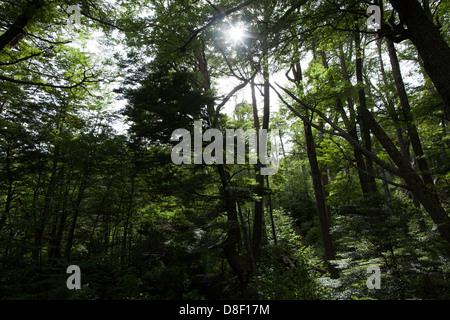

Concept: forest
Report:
left=0, top=0, right=449, bottom=301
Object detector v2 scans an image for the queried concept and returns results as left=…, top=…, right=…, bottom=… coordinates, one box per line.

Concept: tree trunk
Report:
left=237, top=200, right=257, bottom=274
left=195, top=40, right=248, bottom=294
left=251, top=23, right=271, bottom=261
left=338, top=44, right=374, bottom=197
left=376, top=39, right=410, bottom=160
left=356, top=95, right=450, bottom=245
left=266, top=176, right=277, bottom=246
left=65, top=165, right=89, bottom=260
left=292, top=57, right=339, bottom=279
left=122, top=175, right=135, bottom=265
left=385, top=37, right=434, bottom=186
left=250, top=77, right=265, bottom=263
left=0, top=143, right=14, bottom=233
left=217, top=164, right=247, bottom=296
left=387, top=0, right=450, bottom=120
left=53, top=209, right=68, bottom=259
left=32, top=138, right=61, bottom=263
left=0, top=0, right=44, bottom=51
left=194, top=42, right=216, bottom=126
left=355, top=32, right=378, bottom=199
left=304, top=121, right=339, bottom=278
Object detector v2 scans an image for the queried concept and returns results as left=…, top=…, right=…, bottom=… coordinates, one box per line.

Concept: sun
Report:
left=226, top=23, right=246, bottom=44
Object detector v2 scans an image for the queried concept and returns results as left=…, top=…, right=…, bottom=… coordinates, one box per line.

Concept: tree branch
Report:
left=328, top=135, right=409, bottom=190
left=216, top=76, right=252, bottom=113
left=0, top=50, right=43, bottom=65
left=271, top=82, right=401, bottom=177
left=25, top=32, right=72, bottom=45
left=0, top=72, right=96, bottom=89
left=80, top=10, right=125, bottom=32
left=178, top=0, right=257, bottom=52
left=0, top=0, right=44, bottom=51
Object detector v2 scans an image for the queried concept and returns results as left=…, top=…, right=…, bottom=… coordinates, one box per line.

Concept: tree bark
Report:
left=32, top=136, right=61, bottom=263
left=65, top=164, right=89, bottom=260
left=218, top=164, right=247, bottom=295
left=195, top=40, right=248, bottom=294
left=387, top=0, right=450, bottom=120
left=0, top=0, right=44, bottom=51
left=304, top=121, right=339, bottom=278
left=291, top=57, right=339, bottom=279
left=237, top=200, right=257, bottom=274
left=385, top=37, right=434, bottom=186
left=250, top=77, right=265, bottom=264
left=357, top=96, right=450, bottom=245
left=376, top=39, right=410, bottom=160
left=377, top=38, right=426, bottom=225
left=266, top=176, right=277, bottom=246
left=0, top=143, right=14, bottom=234
left=251, top=8, right=273, bottom=261
left=338, top=44, right=373, bottom=197
left=122, top=176, right=135, bottom=265
left=355, top=32, right=378, bottom=198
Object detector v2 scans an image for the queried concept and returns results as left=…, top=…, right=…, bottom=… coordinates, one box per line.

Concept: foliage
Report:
left=1, top=0, right=449, bottom=301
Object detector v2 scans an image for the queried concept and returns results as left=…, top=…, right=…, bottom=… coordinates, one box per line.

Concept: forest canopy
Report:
left=0, top=0, right=449, bottom=300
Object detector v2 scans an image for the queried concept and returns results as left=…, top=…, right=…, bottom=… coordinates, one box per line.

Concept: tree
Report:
left=385, top=0, right=450, bottom=120
left=1, top=0, right=449, bottom=301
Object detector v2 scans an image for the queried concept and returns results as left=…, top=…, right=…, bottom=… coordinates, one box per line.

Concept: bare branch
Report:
left=216, top=77, right=252, bottom=113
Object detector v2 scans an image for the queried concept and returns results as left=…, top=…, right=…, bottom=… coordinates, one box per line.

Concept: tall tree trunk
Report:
left=194, top=42, right=216, bottom=126
left=195, top=40, right=247, bottom=294
left=65, top=164, right=89, bottom=260
left=48, top=155, right=68, bottom=259
left=251, top=6, right=273, bottom=261
left=250, top=77, right=264, bottom=264
left=237, top=200, right=257, bottom=274
left=32, top=138, right=61, bottom=263
left=261, top=37, right=270, bottom=131
left=52, top=170, right=75, bottom=259
left=218, top=164, right=247, bottom=295
left=304, top=121, right=339, bottom=278
left=266, top=176, right=277, bottom=246
left=338, top=44, right=373, bottom=197
left=376, top=39, right=410, bottom=160
left=0, top=143, right=14, bottom=233
left=122, top=176, right=135, bottom=265
left=385, top=37, right=434, bottom=186
left=356, top=92, right=450, bottom=246
left=0, top=0, right=44, bottom=51
left=355, top=32, right=378, bottom=199
left=377, top=38, right=427, bottom=226
left=292, top=57, right=339, bottom=279
left=53, top=209, right=68, bottom=259
left=387, top=0, right=450, bottom=120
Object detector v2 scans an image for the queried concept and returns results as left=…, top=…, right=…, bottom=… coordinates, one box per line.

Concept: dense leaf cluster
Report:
left=1, top=0, right=449, bottom=300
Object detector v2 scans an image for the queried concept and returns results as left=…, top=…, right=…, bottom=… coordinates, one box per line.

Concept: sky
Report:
left=68, top=4, right=421, bottom=144
left=73, top=19, right=294, bottom=135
